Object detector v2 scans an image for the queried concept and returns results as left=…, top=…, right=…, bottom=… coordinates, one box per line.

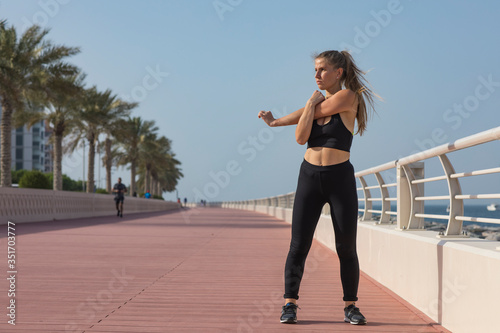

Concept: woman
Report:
left=258, top=50, right=377, bottom=325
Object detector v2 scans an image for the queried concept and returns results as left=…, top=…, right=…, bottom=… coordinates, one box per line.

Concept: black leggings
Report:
left=284, top=159, right=359, bottom=302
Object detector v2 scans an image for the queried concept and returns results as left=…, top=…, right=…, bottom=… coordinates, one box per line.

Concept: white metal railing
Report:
left=356, top=126, right=500, bottom=236
left=221, top=126, right=500, bottom=238
left=389, top=126, right=500, bottom=236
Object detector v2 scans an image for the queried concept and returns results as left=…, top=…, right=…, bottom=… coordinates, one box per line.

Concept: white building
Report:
left=0, top=105, right=53, bottom=172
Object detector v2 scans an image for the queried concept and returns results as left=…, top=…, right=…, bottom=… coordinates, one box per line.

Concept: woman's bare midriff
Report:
left=304, top=147, right=350, bottom=166
left=304, top=113, right=352, bottom=166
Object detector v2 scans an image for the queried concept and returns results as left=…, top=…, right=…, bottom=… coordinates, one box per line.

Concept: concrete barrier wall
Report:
left=0, top=187, right=180, bottom=224
left=223, top=202, right=500, bottom=333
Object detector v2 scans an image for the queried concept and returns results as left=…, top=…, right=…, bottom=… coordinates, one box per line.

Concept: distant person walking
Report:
left=144, top=191, right=151, bottom=199
left=258, top=50, right=378, bottom=325
left=113, top=177, right=127, bottom=218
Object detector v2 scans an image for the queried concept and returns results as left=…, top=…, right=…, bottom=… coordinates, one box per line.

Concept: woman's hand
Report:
left=258, top=110, right=276, bottom=127
left=308, top=90, right=325, bottom=106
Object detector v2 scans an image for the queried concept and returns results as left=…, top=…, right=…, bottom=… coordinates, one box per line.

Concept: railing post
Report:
left=398, top=162, right=424, bottom=230
left=438, top=154, right=465, bottom=237
left=374, top=172, right=390, bottom=224
left=358, top=176, right=372, bottom=221
left=407, top=162, right=425, bottom=229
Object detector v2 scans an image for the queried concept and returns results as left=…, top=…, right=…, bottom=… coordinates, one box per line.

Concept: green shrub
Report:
left=62, top=175, right=78, bottom=191
left=11, top=169, right=27, bottom=184
left=60, top=175, right=84, bottom=191
left=95, top=188, right=108, bottom=194
left=72, top=180, right=85, bottom=192
left=46, top=173, right=53, bottom=187
left=153, top=195, right=164, bottom=200
left=12, top=170, right=87, bottom=191
left=45, top=173, right=83, bottom=191
left=19, top=170, right=52, bottom=189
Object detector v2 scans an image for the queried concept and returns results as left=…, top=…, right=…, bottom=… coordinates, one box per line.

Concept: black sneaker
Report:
left=120, top=212, right=123, bottom=218
left=117, top=210, right=120, bottom=216
left=280, top=303, right=298, bottom=324
left=344, top=304, right=367, bottom=325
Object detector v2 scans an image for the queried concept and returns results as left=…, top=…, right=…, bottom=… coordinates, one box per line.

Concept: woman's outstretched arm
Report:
left=257, top=107, right=304, bottom=127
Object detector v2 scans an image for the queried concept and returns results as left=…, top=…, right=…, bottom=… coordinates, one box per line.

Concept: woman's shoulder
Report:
left=332, top=89, right=358, bottom=108
left=330, top=89, right=357, bottom=103
left=337, top=89, right=357, bottom=98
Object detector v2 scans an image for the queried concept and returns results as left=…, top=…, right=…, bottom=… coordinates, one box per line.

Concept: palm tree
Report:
left=148, top=152, right=182, bottom=197
left=136, top=134, right=183, bottom=197
left=0, top=20, right=79, bottom=186
left=149, top=136, right=182, bottom=196
left=66, top=87, right=132, bottom=193
left=115, top=117, right=158, bottom=196
left=17, top=72, right=85, bottom=190
left=101, top=104, right=137, bottom=193
left=140, top=133, right=162, bottom=194
left=159, top=152, right=182, bottom=193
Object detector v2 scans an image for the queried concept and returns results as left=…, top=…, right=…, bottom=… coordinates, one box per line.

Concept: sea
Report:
left=358, top=204, right=500, bottom=228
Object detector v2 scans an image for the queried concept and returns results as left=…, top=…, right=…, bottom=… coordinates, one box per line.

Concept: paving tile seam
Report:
left=82, top=226, right=224, bottom=332
left=79, top=258, right=186, bottom=333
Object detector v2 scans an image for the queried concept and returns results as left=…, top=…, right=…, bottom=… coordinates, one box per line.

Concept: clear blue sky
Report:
left=2, top=0, right=500, bottom=203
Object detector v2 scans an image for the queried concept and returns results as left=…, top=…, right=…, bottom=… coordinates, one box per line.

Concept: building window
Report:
left=16, top=148, right=23, bottom=160
left=16, top=135, right=23, bottom=146
left=15, top=162, right=23, bottom=170
left=16, top=127, right=23, bottom=133
left=33, top=127, right=40, bottom=134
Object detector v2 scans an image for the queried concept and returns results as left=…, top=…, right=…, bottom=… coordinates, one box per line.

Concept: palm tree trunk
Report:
left=105, top=136, right=112, bottom=193
left=130, top=159, right=136, bottom=196
left=156, top=182, right=161, bottom=197
left=0, top=98, right=13, bottom=187
left=144, top=168, right=150, bottom=193
left=149, top=173, right=153, bottom=195
left=53, top=129, right=63, bottom=191
left=87, top=136, right=95, bottom=193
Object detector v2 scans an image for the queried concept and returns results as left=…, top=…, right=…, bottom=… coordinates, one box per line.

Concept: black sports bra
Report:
left=307, top=113, right=353, bottom=152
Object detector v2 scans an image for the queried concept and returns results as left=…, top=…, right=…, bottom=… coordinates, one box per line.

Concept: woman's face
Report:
left=314, top=57, right=340, bottom=91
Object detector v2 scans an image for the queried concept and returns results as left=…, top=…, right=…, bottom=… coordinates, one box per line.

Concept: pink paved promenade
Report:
left=0, top=207, right=450, bottom=332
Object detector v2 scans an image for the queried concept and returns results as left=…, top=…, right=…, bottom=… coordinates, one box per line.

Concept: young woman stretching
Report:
left=258, top=50, right=377, bottom=325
